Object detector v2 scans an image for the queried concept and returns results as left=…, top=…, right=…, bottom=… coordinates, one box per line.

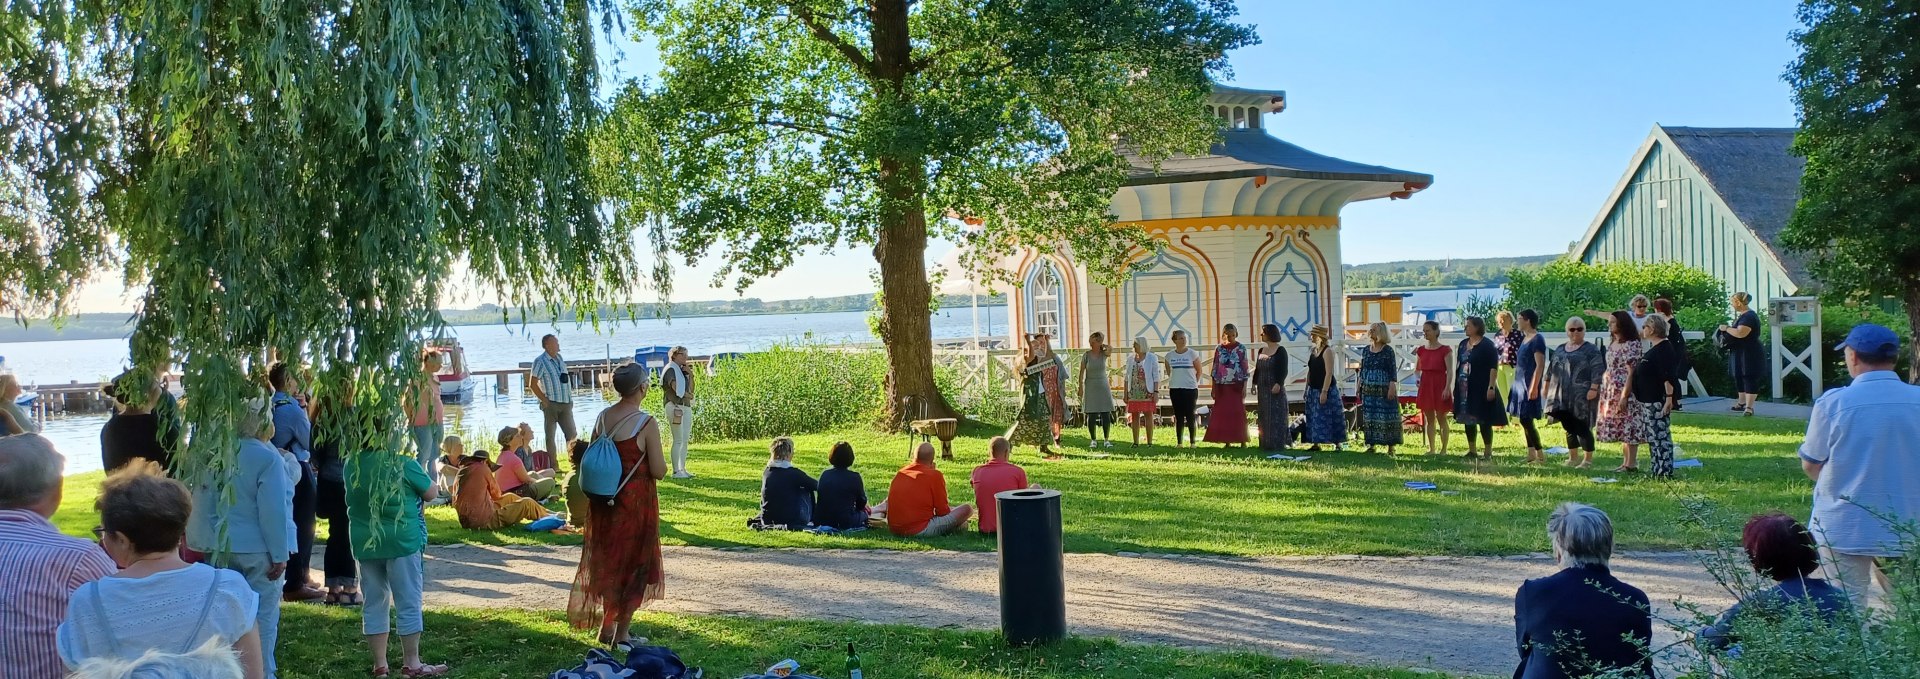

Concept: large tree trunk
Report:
left=874, top=157, right=957, bottom=426
left=1906, top=281, right=1920, bottom=384
left=867, top=0, right=954, bottom=425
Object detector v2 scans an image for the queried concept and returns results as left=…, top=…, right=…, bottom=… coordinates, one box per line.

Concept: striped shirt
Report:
left=0, top=509, right=117, bottom=679
left=1800, top=370, right=1920, bottom=556
left=531, top=352, right=572, bottom=404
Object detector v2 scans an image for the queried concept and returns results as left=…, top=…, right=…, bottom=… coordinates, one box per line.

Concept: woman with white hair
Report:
left=1512, top=503, right=1653, bottom=679
left=755, top=436, right=818, bottom=530
left=1121, top=337, right=1160, bottom=447
left=0, top=373, right=38, bottom=435
left=185, top=397, right=294, bottom=679
left=60, top=466, right=264, bottom=679
left=1630, top=315, right=1682, bottom=478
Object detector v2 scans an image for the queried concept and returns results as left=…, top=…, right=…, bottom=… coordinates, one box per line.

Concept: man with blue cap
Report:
left=1800, top=323, right=1919, bottom=608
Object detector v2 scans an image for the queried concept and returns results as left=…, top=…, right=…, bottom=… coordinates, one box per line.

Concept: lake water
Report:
left=6, top=306, right=1010, bottom=476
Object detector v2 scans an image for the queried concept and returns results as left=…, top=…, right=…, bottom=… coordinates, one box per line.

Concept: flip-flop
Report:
left=401, top=663, right=449, bottom=678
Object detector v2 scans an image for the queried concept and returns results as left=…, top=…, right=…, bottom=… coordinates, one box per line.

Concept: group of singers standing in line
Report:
left=1000, top=295, right=1736, bottom=480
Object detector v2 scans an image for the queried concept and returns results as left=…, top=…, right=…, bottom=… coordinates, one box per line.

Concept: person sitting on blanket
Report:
left=884, top=443, right=973, bottom=537
left=450, top=445, right=554, bottom=531
left=814, top=441, right=872, bottom=531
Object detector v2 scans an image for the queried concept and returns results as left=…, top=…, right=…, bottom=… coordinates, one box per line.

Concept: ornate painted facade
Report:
left=1008, top=85, right=1433, bottom=348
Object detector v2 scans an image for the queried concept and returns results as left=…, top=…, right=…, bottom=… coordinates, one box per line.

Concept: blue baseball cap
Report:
left=1834, top=323, right=1901, bottom=360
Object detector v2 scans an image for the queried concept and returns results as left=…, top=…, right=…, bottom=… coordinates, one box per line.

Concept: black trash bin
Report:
left=996, top=488, right=1065, bottom=646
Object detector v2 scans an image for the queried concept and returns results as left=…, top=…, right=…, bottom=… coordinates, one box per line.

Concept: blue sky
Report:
left=71, top=1, right=1805, bottom=312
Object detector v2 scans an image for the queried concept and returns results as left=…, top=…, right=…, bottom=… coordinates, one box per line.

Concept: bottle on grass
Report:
left=846, top=642, right=863, bottom=679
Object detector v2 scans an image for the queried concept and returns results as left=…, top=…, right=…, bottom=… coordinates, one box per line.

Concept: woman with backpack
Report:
left=569, top=362, right=668, bottom=654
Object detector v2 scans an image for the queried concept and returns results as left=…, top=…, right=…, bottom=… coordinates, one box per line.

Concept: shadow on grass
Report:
left=273, top=605, right=1441, bottom=679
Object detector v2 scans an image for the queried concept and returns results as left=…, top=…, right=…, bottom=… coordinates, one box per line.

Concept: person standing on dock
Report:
left=661, top=346, right=696, bottom=479
left=530, top=334, right=578, bottom=460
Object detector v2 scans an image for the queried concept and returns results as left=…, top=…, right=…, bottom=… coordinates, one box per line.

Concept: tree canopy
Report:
left=1784, top=0, right=1920, bottom=380
left=598, top=0, right=1257, bottom=420
left=3, top=0, right=631, bottom=484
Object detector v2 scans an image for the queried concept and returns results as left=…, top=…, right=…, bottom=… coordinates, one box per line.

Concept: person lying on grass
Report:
left=450, top=446, right=565, bottom=532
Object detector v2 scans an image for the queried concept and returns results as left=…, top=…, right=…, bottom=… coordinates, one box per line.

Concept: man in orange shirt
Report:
left=885, top=443, right=974, bottom=537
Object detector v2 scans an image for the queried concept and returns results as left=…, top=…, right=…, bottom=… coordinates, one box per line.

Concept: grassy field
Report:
left=273, top=605, right=1436, bottom=679
left=56, top=413, right=1811, bottom=556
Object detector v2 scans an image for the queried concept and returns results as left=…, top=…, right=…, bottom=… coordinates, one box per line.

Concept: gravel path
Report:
left=404, top=544, right=1733, bottom=676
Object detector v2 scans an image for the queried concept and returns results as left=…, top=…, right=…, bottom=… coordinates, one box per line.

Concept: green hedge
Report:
left=1499, top=259, right=1730, bottom=333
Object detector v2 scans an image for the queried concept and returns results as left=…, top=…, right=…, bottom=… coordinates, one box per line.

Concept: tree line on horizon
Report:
left=1343, top=254, right=1557, bottom=291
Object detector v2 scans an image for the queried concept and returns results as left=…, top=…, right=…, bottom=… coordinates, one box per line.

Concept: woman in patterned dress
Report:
left=1454, top=316, right=1507, bottom=459
left=1203, top=324, right=1251, bottom=447
left=569, top=363, right=666, bottom=652
left=1036, top=335, right=1068, bottom=446
left=1122, top=337, right=1160, bottom=447
left=1494, top=310, right=1523, bottom=402
left=1005, top=335, right=1061, bottom=458
left=1301, top=325, right=1346, bottom=450
left=1596, top=311, right=1649, bottom=472
left=1252, top=324, right=1291, bottom=451
left=1413, top=321, right=1453, bottom=455
left=1545, top=316, right=1605, bottom=469
left=1358, top=322, right=1402, bottom=453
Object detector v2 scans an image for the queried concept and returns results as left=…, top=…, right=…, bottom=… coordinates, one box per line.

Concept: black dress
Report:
left=1728, top=309, right=1765, bottom=393
left=1453, top=337, right=1508, bottom=427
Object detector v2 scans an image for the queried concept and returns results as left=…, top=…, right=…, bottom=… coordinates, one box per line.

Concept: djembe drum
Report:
left=910, top=417, right=961, bottom=459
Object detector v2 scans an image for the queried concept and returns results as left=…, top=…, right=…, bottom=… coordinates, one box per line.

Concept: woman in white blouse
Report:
left=60, top=464, right=264, bottom=679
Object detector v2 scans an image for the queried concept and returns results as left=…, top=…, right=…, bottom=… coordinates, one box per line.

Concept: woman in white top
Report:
left=60, top=464, right=264, bottom=679
left=1163, top=330, right=1203, bottom=447
left=1122, top=337, right=1161, bottom=447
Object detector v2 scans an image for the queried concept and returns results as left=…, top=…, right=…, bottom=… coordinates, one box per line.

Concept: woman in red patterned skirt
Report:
left=569, top=362, right=667, bottom=652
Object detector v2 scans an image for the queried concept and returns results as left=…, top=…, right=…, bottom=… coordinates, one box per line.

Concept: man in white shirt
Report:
left=1800, top=323, right=1920, bottom=608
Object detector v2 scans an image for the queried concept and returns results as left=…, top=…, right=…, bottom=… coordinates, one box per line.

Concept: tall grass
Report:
left=657, top=344, right=888, bottom=441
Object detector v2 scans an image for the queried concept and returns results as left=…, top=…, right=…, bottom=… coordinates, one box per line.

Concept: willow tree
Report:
left=600, top=0, right=1257, bottom=422
left=1784, top=0, right=1920, bottom=380
left=3, top=0, right=633, bottom=478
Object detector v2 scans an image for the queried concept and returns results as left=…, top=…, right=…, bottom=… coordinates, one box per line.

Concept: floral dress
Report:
left=1203, top=342, right=1251, bottom=444
left=1595, top=340, right=1649, bottom=444
left=1358, top=345, right=1403, bottom=446
left=1006, top=356, right=1060, bottom=447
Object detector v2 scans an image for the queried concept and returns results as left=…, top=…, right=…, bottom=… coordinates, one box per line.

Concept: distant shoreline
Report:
left=0, top=304, right=1011, bottom=345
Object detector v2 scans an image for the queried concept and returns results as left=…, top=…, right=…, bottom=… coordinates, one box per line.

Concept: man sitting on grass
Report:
left=450, top=445, right=556, bottom=531
left=970, top=436, right=1034, bottom=535
left=885, top=443, right=973, bottom=537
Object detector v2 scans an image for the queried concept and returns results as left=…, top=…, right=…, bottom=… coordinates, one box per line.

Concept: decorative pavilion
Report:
left=1005, top=84, right=1434, bottom=349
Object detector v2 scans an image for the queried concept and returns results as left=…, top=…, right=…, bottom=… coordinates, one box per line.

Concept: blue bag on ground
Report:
left=623, top=645, right=695, bottom=679
left=548, top=649, right=635, bottom=679
left=581, top=411, right=651, bottom=504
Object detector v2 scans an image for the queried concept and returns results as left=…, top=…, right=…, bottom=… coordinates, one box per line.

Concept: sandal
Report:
left=1743, top=407, right=1755, bottom=417
left=401, top=663, right=449, bottom=678
left=371, top=667, right=390, bottom=678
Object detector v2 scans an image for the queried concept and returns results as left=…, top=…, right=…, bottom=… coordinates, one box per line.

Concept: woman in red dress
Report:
left=1036, top=334, right=1067, bottom=446
left=568, top=362, right=667, bottom=652
left=1203, top=323, right=1251, bottom=446
left=1413, top=320, right=1454, bottom=454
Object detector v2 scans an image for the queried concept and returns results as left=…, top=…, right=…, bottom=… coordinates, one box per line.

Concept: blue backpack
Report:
left=581, top=410, right=651, bottom=505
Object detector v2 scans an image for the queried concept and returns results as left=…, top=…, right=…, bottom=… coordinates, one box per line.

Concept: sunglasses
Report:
left=1566, top=328, right=1586, bottom=332
left=91, top=525, right=106, bottom=539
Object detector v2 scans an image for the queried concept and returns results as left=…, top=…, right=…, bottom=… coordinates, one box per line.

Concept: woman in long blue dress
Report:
left=1301, top=325, right=1345, bottom=450
left=1454, top=316, right=1507, bottom=459
left=1507, top=309, right=1550, bottom=464
left=1358, top=322, right=1402, bottom=453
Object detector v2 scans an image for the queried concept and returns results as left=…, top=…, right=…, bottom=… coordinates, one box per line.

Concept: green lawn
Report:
left=57, top=413, right=1812, bottom=556
left=274, top=606, right=1436, bottom=679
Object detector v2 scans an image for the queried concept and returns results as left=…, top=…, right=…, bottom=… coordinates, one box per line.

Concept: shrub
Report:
left=1660, top=501, right=1919, bottom=678
left=1501, top=260, right=1730, bottom=333
left=643, top=344, right=888, bottom=441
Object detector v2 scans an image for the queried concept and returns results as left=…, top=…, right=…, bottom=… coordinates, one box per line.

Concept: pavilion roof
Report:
left=1123, top=128, right=1434, bottom=188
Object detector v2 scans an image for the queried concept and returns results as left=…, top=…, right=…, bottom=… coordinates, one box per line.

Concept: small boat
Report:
left=429, top=338, right=476, bottom=402
left=633, top=345, right=675, bottom=376
left=14, top=391, right=35, bottom=407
